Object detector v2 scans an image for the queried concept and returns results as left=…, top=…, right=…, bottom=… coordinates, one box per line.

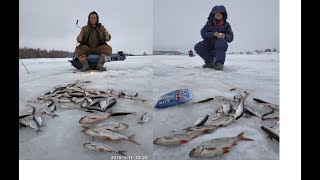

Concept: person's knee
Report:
left=100, top=45, right=112, bottom=55
left=215, top=39, right=228, bottom=50
left=75, top=45, right=88, bottom=57
left=194, top=42, right=204, bottom=53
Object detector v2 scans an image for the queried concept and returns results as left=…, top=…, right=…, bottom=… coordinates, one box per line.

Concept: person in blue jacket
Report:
left=194, top=5, right=234, bottom=70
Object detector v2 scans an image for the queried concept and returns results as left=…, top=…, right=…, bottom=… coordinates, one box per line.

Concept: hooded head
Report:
left=208, top=5, right=228, bottom=22
left=87, top=11, right=100, bottom=26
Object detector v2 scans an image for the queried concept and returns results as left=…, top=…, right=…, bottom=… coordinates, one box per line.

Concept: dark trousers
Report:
left=194, top=38, right=228, bottom=64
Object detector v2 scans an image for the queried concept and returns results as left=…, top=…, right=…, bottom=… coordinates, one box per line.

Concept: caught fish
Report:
left=95, top=122, right=129, bottom=132
left=110, top=112, right=136, bottom=116
left=69, top=92, right=84, bottom=97
left=19, top=114, right=31, bottom=119
left=81, top=127, right=140, bottom=145
left=222, top=101, right=232, bottom=115
left=194, top=115, right=209, bottom=127
left=83, top=142, right=127, bottom=156
left=26, top=105, right=35, bottom=115
left=189, top=132, right=254, bottom=158
left=79, top=112, right=112, bottom=124
left=33, top=116, right=45, bottom=126
left=81, top=100, right=88, bottom=108
left=215, top=96, right=231, bottom=101
left=153, top=131, right=204, bottom=146
left=58, top=98, right=72, bottom=103
left=207, top=115, right=234, bottom=127
left=99, top=99, right=107, bottom=110
left=20, top=118, right=41, bottom=133
left=229, top=88, right=236, bottom=91
left=41, top=109, right=58, bottom=118
left=261, top=126, right=279, bottom=142
left=46, top=100, right=54, bottom=107
left=253, top=98, right=279, bottom=110
left=193, top=97, right=214, bottom=104
left=233, top=95, right=241, bottom=102
left=262, top=113, right=279, bottom=120
left=183, top=125, right=218, bottom=133
left=245, top=105, right=274, bottom=119
left=234, top=94, right=247, bottom=120
left=137, top=113, right=151, bottom=125
left=104, top=97, right=117, bottom=111
left=50, top=104, right=56, bottom=112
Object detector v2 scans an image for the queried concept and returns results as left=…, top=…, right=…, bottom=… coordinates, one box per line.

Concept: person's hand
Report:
left=218, top=33, right=225, bottom=39
left=213, top=32, right=219, bottom=37
left=77, top=30, right=84, bottom=42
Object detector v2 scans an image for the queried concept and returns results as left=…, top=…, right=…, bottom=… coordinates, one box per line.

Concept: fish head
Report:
left=81, top=126, right=90, bottom=133
left=121, top=123, right=129, bottom=129
left=189, top=145, right=205, bottom=158
left=83, top=143, right=90, bottom=148
left=153, top=137, right=166, bottom=145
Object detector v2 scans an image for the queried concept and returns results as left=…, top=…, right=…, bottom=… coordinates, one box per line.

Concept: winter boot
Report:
left=215, top=63, right=224, bottom=70
left=96, top=54, right=107, bottom=71
left=206, top=62, right=216, bottom=69
left=79, top=57, right=90, bottom=72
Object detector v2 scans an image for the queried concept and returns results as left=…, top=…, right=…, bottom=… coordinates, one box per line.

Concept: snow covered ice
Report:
left=152, top=53, right=279, bottom=160
left=19, top=56, right=153, bottom=160
left=19, top=53, right=279, bottom=160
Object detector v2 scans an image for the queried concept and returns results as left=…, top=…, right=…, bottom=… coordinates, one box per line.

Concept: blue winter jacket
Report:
left=201, top=5, right=234, bottom=43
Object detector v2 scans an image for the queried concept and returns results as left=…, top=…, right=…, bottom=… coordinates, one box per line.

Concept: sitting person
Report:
left=75, top=11, right=112, bottom=71
left=194, top=5, right=234, bottom=70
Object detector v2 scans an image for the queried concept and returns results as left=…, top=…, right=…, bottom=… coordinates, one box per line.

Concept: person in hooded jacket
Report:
left=75, top=11, right=112, bottom=72
left=194, top=5, right=234, bottom=70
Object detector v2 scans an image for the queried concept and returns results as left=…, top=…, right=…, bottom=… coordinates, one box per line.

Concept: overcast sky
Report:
left=19, top=0, right=153, bottom=54
left=154, top=0, right=279, bottom=52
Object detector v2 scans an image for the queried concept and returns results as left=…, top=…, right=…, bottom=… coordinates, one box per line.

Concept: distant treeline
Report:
left=19, top=47, right=73, bottom=59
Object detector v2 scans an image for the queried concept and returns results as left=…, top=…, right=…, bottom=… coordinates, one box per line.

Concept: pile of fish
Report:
left=154, top=90, right=279, bottom=159
left=19, top=80, right=151, bottom=157
left=80, top=112, right=151, bottom=156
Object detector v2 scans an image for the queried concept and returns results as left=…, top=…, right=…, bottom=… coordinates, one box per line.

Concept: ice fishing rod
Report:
left=76, top=20, right=81, bottom=29
left=19, top=57, right=30, bottom=74
left=73, top=20, right=81, bottom=60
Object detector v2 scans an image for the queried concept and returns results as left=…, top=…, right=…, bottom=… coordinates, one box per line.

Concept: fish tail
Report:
left=118, top=151, right=127, bottom=156
left=128, top=134, right=140, bottom=145
left=237, top=132, right=254, bottom=141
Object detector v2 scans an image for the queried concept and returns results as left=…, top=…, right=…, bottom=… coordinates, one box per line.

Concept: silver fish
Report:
left=245, top=105, right=274, bottom=119
left=95, top=122, right=129, bottom=132
left=81, top=127, right=140, bottom=145
left=46, top=100, right=54, bottom=107
left=234, top=94, right=247, bottom=120
left=189, top=132, right=254, bottom=158
left=222, top=101, right=232, bottom=115
left=79, top=112, right=112, bottom=124
left=83, top=142, right=127, bottom=156
left=137, top=113, right=151, bottom=125
left=194, top=115, right=209, bottom=127
left=183, top=125, right=218, bottom=133
left=261, top=126, right=279, bottom=142
left=26, top=105, right=35, bottom=115
left=50, top=104, right=56, bottom=112
left=207, top=115, right=234, bottom=127
left=33, top=116, right=45, bottom=126
left=20, top=118, right=41, bottom=133
left=58, top=98, right=72, bottom=103
left=153, top=131, right=204, bottom=146
left=41, top=109, right=58, bottom=118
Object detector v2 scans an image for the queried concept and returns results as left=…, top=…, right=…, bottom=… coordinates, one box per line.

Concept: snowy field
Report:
left=19, top=53, right=279, bottom=160
left=152, top=53, right=279, bottom=160
left=19, top=56, right=153, bottom=160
